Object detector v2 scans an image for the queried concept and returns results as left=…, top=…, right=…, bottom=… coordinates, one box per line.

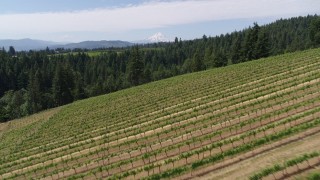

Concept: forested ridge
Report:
left=0, top=15, right=319, bottom=121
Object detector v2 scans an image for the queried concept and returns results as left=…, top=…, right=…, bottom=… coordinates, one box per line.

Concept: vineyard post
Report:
left=219, top=131, right=222, bottom=140
left=218, top=142, right=223, bottom=153
left=132, top=170, right=136, bottom=179
left=306, top=159, right=311, bottom=167
left=241, top=135, right=245, bottom=144
left=158, top=164, right=161, bottom=173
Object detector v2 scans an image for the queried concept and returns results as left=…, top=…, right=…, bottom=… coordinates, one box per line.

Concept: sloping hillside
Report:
left=0, top=48, right=320, bottom=179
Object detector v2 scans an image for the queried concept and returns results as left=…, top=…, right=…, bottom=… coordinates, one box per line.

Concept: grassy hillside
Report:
left=1, top=48, right=320, bottom=179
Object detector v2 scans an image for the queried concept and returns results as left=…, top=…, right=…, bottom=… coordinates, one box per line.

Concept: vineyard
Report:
left=0, top=48, right=320, bottom=179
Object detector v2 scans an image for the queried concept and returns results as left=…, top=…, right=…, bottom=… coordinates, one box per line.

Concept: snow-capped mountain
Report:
left=132, top=32, right=171, bottom=44
left=147, top=32, right=170, bottom=43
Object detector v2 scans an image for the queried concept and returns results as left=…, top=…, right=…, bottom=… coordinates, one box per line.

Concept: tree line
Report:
left=0, top=15, right=319, bottom=122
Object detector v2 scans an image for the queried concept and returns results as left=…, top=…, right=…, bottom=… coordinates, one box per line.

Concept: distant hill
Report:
left=0, top=38, right=59, bottom=51
left=51, top=40, right=133, bottom=50
left=0, top=39, right=133, bottom=51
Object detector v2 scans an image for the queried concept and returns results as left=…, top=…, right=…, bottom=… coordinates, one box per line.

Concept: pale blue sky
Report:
left=0, top=0, right=319, bottom=42
left=0, top=0, right=146, bottom=13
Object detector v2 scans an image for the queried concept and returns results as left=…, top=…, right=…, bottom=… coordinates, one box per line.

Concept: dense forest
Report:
left=0, top=15, right=319, bottom=121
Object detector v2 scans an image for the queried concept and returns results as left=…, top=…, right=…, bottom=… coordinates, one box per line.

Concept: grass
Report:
left=57, top=47, right=164, bottom=57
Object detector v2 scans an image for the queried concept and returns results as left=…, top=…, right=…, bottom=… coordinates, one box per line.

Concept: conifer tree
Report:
left=52, top=64, right=74, bottom=106
left=213, top=50, right=228, bottom=67
left=127, top=46, right=144, bottom=86
left=28, top=69, right=42, bottom=113
left=191, top=49, right=204, bottom=72
left=310, top=17, right=320, bottom=46
left=231, top=35, right=243, bottom=64
left=8, top=46, right=16, bottom=56
left=204, top=47, right=214, bottom=68
left=243, top=23, right=260, bottom=61
left=255, top=30, right=270, bottom=59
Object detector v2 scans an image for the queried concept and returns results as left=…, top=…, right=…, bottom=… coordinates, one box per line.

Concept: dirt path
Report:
left=291, top=165, right=320, bottom=180
left=197, top=128, right=320, bottom=180
left=263, top=156, right=320, bottom=180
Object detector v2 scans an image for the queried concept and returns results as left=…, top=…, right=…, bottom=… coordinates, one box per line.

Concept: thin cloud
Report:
left=0, top=0, right=318, bottom=35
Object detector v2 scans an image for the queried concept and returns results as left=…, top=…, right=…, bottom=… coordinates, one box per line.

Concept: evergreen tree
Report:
left=52, top=64, right=74, bottom=106
left=73, top=72, right=86, bottom=100
left=191, top=49, right=204, bottom=72
left=310, top=17, right=320, bottom=46
left=213, top=50, right=228, bottom=67
left=8, top=46, right=16, bottom=56
left=0, top=69, right=5, bottom=96
left=0, top=100, right=8, bottom=122
left=127, top=46, right=144, bottom=86
left=144, top=68, right=152, bottom=83
left=255, top=30, right=270, bottom=58
left=11, top=89, right=28, bottom=118
left=28, top=70, right=42, bottom=113
left=204, top=47, right=214, bottom=68
left=231, top=35, right=243, bottom=64
left=243, top=23, right=260, bottom=61
left=182, top=58, right=192, bottom=73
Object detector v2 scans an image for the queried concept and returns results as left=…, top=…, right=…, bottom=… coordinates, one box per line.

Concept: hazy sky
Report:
left=0, top=0, right=319, bottom=42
